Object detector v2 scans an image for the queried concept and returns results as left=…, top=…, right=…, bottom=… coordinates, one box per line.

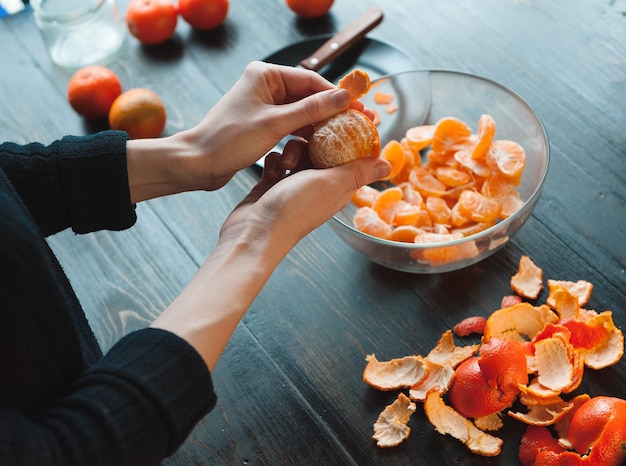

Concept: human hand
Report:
left=217, top=139, right=391, bottom=258
left=174, top=61, right=372, bottom=191
left=126, top=61, right=375, bottom=204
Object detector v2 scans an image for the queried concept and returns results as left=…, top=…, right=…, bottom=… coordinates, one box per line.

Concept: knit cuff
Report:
left=59, top=131, right=136, bottom=233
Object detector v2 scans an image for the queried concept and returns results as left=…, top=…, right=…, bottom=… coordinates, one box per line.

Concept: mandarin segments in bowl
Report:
left=330, top=70, right=550, bottom=273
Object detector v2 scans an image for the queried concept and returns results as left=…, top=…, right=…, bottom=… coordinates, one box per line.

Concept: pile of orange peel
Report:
left=363, top=255, right=624, bottom=460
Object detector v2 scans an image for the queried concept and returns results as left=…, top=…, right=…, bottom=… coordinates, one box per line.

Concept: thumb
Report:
left=334, top=156, right=392, bottom=192
left=281, top=88, right=352, bottom=131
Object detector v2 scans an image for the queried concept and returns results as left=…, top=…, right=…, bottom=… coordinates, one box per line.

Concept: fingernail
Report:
left=374, top=159, right=392, bottom=179
left=330, top=88, right=350, bottom=108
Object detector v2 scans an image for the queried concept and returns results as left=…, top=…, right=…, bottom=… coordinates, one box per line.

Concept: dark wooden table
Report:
left=2, top=0, right=626, bottom=464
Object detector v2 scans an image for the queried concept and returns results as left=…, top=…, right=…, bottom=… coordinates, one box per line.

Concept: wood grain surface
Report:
left=2, top=0, right=625, bottom=464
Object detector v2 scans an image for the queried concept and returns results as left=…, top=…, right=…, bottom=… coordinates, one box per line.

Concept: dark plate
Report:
left=257, top=36, right=418, bottom=166
left=263, top=36, right=417, bottom=83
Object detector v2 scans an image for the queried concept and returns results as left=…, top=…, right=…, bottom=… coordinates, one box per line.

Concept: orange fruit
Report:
left=388, top=225, right=421, bottom=243
left=126, top=0, right=178, bottom=45
left=67, top=66, right=122, bottom=120
left=486, top=139, right=526, bottom=178
left=371, top=186, right=403, bottom=224
left=435, top=166, right=472, bottom=188
left=351, top=185, right=379, bottom=208
left=518, top=426, right=566, bottom=466
left=108, top=88, right=167, bottom=139
left=373, top=91, right=394, bottom=105
left=478, top=337, right=528, bottom=397
left=425, top=196, right=451, bottom=224
left=405, top=124, right=435, bottom=153
left=308, top=108, right=380, bottom=168
left=567, top=396, right=626, bottom=465
left=430, top=116, right=473, bottom=159
left=457, top=189, right=501, bottom=223
left=353, top=206, right=392, bottom=239
left=448, top=356, right=510, bottom=419
left=391, top=202, right=421, bottom=227
left=178, top=0, right=229, bottom=30
left=471, top=113, right=496, bottom=160
left=285, top=0, right=333, bottom=18
left=379, top=139, right=406, bottom=181
left=338, top=69, right=371, bottom=102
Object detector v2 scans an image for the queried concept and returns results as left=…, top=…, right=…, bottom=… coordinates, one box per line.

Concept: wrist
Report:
left=126, top=133, right=196, bottom=203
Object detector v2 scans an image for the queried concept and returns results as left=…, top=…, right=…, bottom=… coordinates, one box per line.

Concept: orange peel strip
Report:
left=575, top=311, right=624, bottom=369
left=338, top=69, right=371, bottom=102
left=483, top=302, right=558, bottom=342
left=372, top=392, right=416, bottom=448
left=363, top=354, right=429, bottom=391
left=426, top=329, right=480, bottom=368
left=509, top=398, right=576, bottom=426
left=424, top=390, right=503, bottom=457
left=408, top=360, right=455, bottom=402
left=533, top=332, right=580, bottom=393
left=510, top=255, right=544, bottom=300
left=475, top=413, right=504, bottom=432
left=547, top=279, right=593, bottom=308
left=553, top=394, right=592, bottom=450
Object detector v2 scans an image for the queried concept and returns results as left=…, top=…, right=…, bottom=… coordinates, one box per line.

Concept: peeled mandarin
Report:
left=309, top=108, right=380, bottom=169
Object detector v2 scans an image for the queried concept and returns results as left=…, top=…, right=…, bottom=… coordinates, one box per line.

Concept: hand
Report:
left=175, top=61, right=366, bottom=191
left=127, top=61, right=374, bottom=203
left=218, top=139, right=391, bottom=258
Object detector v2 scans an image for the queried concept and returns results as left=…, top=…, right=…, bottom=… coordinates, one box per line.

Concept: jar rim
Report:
left=31, top=0, right=106, bottom=21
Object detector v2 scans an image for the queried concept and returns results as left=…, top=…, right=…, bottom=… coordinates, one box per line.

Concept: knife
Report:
left=298, top=6, right=384, bottom=72
left=257, top=6, right=384, bottom=166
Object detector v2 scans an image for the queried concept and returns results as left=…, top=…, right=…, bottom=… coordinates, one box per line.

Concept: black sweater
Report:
left=0, top=131, right=216, bottom=465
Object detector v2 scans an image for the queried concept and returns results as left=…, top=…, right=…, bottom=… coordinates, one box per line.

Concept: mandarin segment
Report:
left=352, top=185, right=380, bottom=208
left=487, top=139, right=526, bottom=178
left=371, top=186, right=404, bottom=224
left=471, top=113, right=496, bottom=160
left=380, top=139, right=406, bottom=181
left=353, top=206, right=392, bottom=239
left=430, top=117, right=473, bottom=158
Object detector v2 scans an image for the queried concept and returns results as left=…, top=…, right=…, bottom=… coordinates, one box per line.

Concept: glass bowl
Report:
left=329, top=70, right=550, bottom=274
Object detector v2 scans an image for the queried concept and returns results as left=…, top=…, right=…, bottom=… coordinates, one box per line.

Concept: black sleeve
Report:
left=0, top=131, right=137, bottom=236
left=0, top=329, right=217, bottom=466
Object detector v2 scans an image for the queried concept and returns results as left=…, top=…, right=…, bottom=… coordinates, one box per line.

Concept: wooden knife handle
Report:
left=298, top=7, right=384, bottom=72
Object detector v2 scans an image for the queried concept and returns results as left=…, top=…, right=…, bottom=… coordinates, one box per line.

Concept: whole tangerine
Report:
left=178, top=0, right=229, bottom=30
left=108, top=88, right=167, bottom=139
left=308, top=108, right=380, bottom=169
left=126, top=0, right=178, bottom=45
left=67, top=66, right=122, bottom=120
left=286, top=0, right=333, bottom=18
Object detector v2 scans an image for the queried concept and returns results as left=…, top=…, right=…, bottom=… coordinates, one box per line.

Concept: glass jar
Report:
left=31, top=0, right=126, bottom=69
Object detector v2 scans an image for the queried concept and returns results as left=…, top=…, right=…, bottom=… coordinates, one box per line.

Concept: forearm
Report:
left=150, top=224, right=294, bottom=371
